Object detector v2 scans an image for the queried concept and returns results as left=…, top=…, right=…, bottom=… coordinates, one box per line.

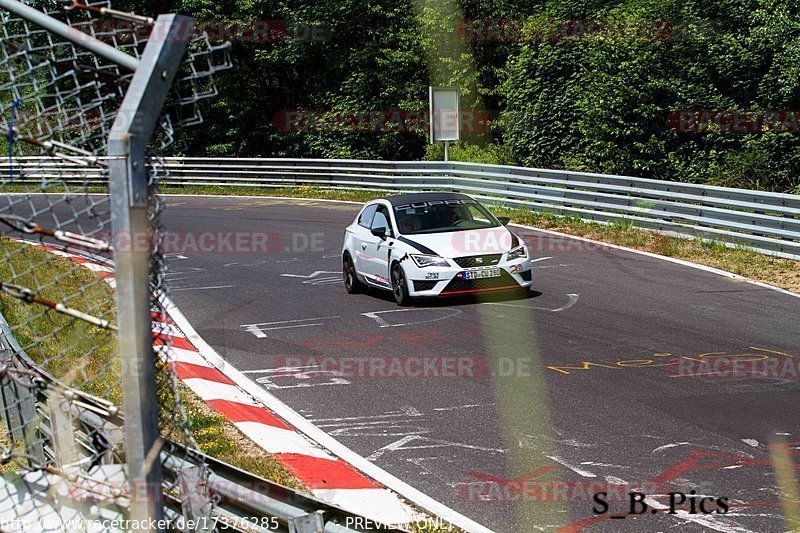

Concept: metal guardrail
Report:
left=0, top=310, right=401, bottom=533
left=3, top=156, right=799, bottom=259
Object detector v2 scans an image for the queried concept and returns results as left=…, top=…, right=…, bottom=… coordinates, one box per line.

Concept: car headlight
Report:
left=410, top=254, right=449, bottom=268
left=507, top=245, right=527, bottom=260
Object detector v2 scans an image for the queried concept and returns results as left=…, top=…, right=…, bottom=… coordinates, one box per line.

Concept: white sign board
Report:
left=429, top=86, right=460, bottom=143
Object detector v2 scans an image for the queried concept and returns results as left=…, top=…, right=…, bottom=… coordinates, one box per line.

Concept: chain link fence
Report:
left=0, top=0, right=232, bottom=529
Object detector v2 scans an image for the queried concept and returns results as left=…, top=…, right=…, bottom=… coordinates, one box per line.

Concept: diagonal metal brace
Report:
left=0, top=0, right=140, bottom=71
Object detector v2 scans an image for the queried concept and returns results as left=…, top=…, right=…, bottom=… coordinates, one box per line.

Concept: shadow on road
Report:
left=363, top=287, right=544, bottom=307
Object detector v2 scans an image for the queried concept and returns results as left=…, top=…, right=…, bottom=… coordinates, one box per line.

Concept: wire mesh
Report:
left=0, top=0, right=230, bottom=528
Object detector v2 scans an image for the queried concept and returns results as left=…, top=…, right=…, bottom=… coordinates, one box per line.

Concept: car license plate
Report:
left=462, top=268, right=501, bottom=280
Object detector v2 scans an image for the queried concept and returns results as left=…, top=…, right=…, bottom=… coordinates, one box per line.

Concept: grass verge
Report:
left=0, top=238, right=303, bottom=487
left=161, top=184, right=800, bottom=295
left=493, top=207, right=800, bottom=294
left=0, top=237, right=457, bottom=530
left=0, top=239, right=120, bottom=390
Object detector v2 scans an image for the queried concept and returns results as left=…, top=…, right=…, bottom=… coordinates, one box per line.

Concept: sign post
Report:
left=429, top=86, right=460, bottom=161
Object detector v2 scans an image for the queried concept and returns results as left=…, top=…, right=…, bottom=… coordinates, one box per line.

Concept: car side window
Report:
left=358, top=204, right=378, bottom=228
left=371, top=206, right=393, bottom=237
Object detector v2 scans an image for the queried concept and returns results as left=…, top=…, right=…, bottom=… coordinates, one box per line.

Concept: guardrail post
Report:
left=0, top=333, right=20, bottom=436
left=177, top=465, right=213, bottom=531
left=0, top=324, right=45, bottom=468
left=108, top=14, right=194, bottom=528
left=47, top=394, right=77, bottom=467
left=288, top=510, right=325, bottom=532
left=0, top=353, right=25, bottom=452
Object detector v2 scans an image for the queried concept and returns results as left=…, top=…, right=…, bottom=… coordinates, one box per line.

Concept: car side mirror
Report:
left=371, top=226, right=387, bottom=239
left=498, top=216, right=510, bottom=226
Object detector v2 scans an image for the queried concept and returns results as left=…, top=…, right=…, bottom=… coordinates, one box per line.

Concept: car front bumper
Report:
left=403, top=257, right=533, bottom=297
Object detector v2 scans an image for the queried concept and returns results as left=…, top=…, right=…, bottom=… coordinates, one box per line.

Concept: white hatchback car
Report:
left=342, top=192, right=533, bottom=305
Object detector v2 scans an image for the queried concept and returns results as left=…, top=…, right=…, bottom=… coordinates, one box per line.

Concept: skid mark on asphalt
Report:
left=303, top=404, right=509, bottom=482
left=163, top=252, right=188, bottom=260
left=581, top=462, right=630, bottom=469
left=407, top=457, right=455, bottom=478
left=165, top=266, right=226, bottom=292
left=323, top=422, right=432, bottom=438
left=308, top=408, right=430, bottom=437
left=544, top=455, right=597, bottom=478
left=243, top=365, right=350, bottom=389
left=308, top=405, right=423, bottom=422
left=281, top=270, right=339, bottom=278
left=241, top=316, right=340, bottom=337
left=361, top=308, right=462, bottom=328
left=165, top=267, right=207, bottom=280
left=276, top=253, right=340, bottom=264
left=367, top=435, right=506, bottom=461
left=530, top=263, right=578, bottom=269
left=224, top=259, right=269, bottom=267
left=171, top=284, right=234, bottom=291
left=281, top=270, right=341, bottom=285
left=652, top=442, right=692, bottom=454
left=242, top=308, right=465, bottom=343
left=526, top=256, right=579, bottom=269
left=432, top=403, right=491, bottom=412
left=300, top=325, right=482, bottom=351
left=469, top=433, right=790, bottom=531
left=164, top=264, right=240, bottom=293
left=485, top=293, right=579, bottom=312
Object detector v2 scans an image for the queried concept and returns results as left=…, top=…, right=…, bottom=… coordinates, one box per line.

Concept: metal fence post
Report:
left=107, top=14, right=194, bottom=528
left=0, top=321, right=45, bottom=468
left=0, top=332, right=22, bottom=444
left=47, top=394, right=77, bottom=468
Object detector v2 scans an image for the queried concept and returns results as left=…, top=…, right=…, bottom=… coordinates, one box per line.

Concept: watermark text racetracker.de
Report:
left=458, top=18, right=677, bottom=42
left=667, top=109, right=800, bottom=133
left=83, top=15, right=706, bottom=45
left=540, top=347, right=797, bottom=377
left=0, top=517, right=221, bottom=531
left=457, top=474, right=663, bottom=503
left=273, top=109, right=495, bottom=133
left=270, top=355, right=536, bottom=379
left=668, top=352, right=800, bottom=380
left=109, top=230, right=325, bottom=254
left=73, top=17, right=329, bottom=45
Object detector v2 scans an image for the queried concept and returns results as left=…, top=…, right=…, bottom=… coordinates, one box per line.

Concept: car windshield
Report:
left=393, top=200, right=500, bottom=235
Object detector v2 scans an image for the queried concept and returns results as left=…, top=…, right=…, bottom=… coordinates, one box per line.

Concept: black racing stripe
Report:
left=397, top=236, right=437, bottom=255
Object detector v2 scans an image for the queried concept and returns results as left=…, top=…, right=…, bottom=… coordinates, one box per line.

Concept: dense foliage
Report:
left=103, top=1, right=800, bottom=190
left=501, top=0, right=800, bottom=191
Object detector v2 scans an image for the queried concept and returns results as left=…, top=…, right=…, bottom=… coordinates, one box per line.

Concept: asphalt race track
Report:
left=154, top=195, right=800, bottom=532
left=18, top=194, right=800, bottom=531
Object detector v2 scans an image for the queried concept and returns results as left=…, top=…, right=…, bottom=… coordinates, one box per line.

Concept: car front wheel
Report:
left=391, top=263, right=411, bottom=306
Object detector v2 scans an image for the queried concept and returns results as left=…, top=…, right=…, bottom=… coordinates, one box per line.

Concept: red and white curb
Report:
left=24, top=240, right=496, bottom=531
left=159, top=299, right=492, bottom=533
left=150, top=309, right=414, bottom=521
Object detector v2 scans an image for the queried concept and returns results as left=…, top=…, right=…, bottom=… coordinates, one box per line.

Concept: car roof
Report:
left=382, top=192, right=474, bottom=206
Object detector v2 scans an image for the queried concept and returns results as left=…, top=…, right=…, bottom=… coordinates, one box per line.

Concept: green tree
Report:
left=501, top=0, right=800, bottom=191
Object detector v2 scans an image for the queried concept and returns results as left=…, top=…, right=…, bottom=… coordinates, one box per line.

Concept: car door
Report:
left=351, top=203, right=378, bottom=274
left=363, top=204, right=394, bottom=287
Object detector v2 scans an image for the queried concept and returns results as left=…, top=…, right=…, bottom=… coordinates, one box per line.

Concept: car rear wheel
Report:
left=391, top=263, right=411, bottom=306
left=343, top=253, right=364, bottom=294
